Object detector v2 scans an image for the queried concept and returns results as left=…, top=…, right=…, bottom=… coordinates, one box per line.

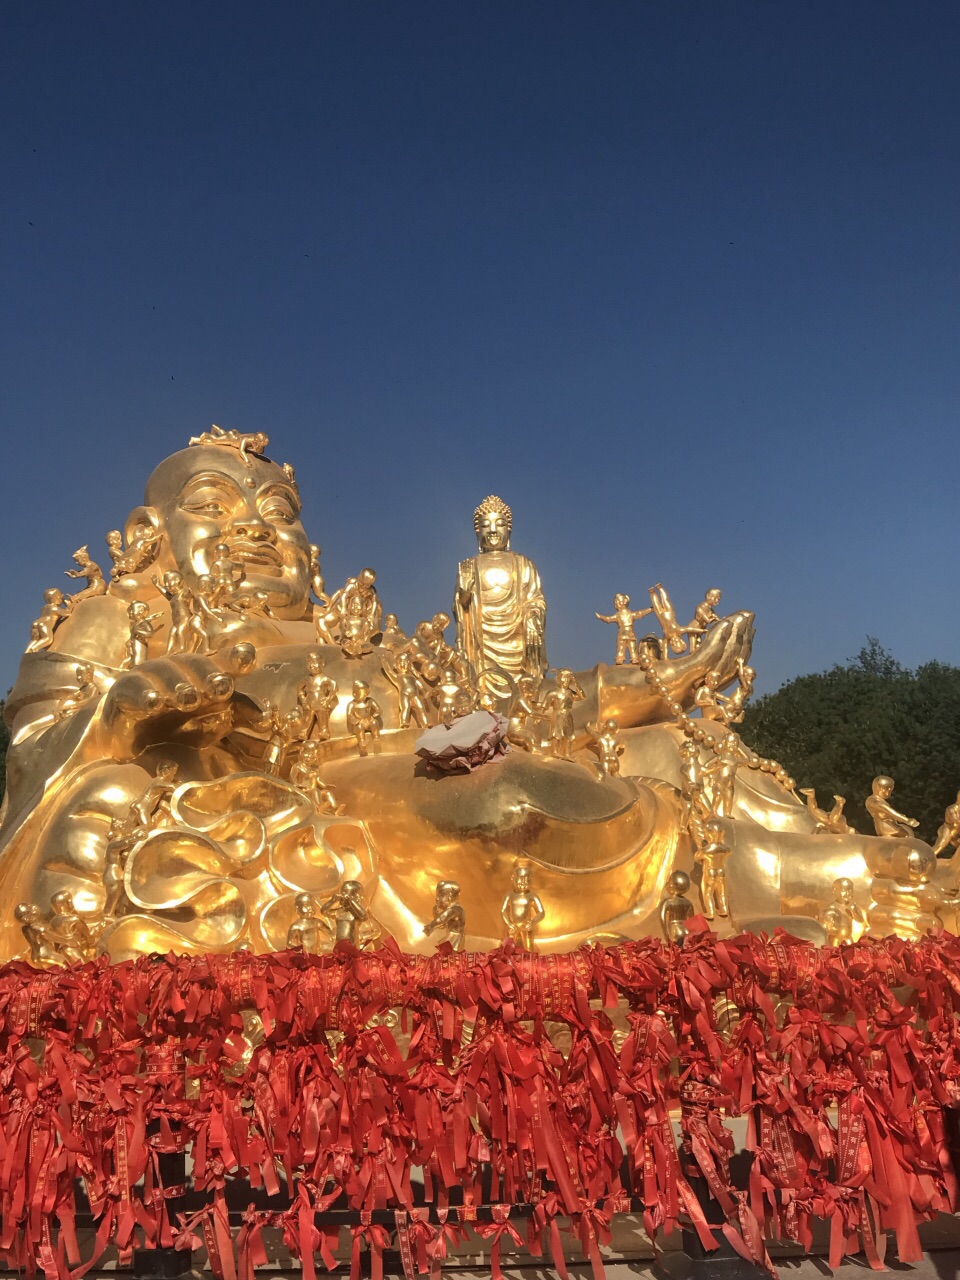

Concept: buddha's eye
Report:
left=260, top=498, right=296, bottom=524
left=183, top=499, right=228, bottom=517
left=182, top=488, right=233, bottom=518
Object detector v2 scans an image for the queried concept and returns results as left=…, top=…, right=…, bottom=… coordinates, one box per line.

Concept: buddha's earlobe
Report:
left=123, top=505, right=161, bottom=548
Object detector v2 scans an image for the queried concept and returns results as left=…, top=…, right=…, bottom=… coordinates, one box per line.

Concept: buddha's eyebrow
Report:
left=258, top=482, right=302, bottom=513
left=181, top=472, right=243, bottom=497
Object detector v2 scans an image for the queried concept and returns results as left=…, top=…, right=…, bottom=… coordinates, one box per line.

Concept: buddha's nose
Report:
left=230, top=512, right=274, bottom=541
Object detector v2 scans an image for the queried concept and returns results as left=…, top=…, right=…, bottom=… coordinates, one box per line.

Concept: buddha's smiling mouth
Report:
left=224, top=540, right=285, bottom=575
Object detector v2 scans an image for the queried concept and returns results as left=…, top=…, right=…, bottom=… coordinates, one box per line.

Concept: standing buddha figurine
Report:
left=455, top=495, right=547, bottom=705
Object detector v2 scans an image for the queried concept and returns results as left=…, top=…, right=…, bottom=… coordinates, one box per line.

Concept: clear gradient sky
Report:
left=1, top=3, right=958, bottom=696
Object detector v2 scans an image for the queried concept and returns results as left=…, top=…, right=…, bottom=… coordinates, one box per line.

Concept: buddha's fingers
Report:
left=101, top=655, right=238, bottom=759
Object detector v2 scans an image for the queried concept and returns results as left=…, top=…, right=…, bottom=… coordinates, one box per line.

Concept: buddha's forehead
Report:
left=145, top=446, right=291, bottom=506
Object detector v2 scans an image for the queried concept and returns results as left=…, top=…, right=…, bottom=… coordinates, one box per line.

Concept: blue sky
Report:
left=1, top=2, right=958, bottom=695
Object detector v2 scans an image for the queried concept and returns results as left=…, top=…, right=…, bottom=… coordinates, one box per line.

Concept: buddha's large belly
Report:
left=320, top=750, right=683, bottom=951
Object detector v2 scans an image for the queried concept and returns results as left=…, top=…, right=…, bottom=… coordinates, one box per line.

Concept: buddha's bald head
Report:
left=138, top=446, right=311, bottom=618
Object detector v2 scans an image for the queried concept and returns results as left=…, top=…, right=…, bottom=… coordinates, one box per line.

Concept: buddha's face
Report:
left=142, top=447, right=310, bottom=619
left=477, top=511, right=510, bottom=552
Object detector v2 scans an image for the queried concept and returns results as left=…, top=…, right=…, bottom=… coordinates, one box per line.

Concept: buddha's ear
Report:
left=123, top=506, right=160, bottom=547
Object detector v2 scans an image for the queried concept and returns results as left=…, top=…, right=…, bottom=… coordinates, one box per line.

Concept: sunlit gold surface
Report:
left=1, top=429, right=955, bottom=963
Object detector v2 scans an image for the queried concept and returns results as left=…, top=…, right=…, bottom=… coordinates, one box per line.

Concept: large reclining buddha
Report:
left=1, top=428, right=955, bottom=962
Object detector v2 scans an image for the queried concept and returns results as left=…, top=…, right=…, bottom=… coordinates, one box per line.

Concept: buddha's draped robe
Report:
left=455, top=550, right=546, bottom=696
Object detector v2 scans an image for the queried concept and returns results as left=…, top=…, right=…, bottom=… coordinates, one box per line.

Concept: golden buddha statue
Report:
left=454, top=495, right=546, bottom=703
left=1, top=429, right=955, bottom=963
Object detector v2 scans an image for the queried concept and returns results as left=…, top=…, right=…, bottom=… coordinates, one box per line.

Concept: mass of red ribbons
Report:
left=2, top=921, right=960, bottom=1280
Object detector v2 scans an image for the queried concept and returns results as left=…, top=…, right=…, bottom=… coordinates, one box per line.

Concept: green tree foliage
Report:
left=740, top=640, right=960, bottom=843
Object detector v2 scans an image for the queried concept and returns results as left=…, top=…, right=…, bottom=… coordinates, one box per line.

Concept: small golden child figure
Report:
left=595, top=593, right=653, bottom=665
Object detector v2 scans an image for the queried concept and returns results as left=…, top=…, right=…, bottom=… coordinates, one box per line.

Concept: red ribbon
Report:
left=0, top=935, right=959, bottom=1277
